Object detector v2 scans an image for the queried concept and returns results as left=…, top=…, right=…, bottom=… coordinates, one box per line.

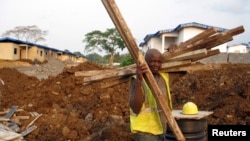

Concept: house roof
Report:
left=139, top=22, right=228, bottom=47
left=0, top=37, right=74, bottom=55
left=228, top=43, right=250, bottom=48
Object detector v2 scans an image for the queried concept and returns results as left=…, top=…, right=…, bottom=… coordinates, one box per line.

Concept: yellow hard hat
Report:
left=182, top=102, right=198, bottom=115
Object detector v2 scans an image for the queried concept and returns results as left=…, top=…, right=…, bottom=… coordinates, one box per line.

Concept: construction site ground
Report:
left=0, top=59, right=250, bottom=141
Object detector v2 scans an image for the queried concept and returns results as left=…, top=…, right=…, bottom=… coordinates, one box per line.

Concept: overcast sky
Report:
left=0, top=0, right=249, bottom=55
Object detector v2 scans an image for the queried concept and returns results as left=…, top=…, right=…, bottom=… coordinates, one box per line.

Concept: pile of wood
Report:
left=75, top=25, right=245, bottom=84
left=161, top=25, right=244, bottom=72
left=0, top=106, right=41, bottom=141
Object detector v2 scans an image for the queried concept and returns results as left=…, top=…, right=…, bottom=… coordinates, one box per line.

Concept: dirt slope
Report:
left=0, top=60, right=250, bottom=141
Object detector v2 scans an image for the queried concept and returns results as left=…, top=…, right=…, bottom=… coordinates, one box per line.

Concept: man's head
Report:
left=145, top=48, right=163, bottom=74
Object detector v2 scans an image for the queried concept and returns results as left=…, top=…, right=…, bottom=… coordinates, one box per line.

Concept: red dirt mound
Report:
left=0, top=61, right=250, bottom=141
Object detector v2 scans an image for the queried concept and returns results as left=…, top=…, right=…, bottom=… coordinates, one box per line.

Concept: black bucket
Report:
left=165, top=131, right=206, bottom=141
left=166, top=118, right=207, bottom=141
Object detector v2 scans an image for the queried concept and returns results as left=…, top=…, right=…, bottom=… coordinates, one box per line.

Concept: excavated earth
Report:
left=0, top=59, right=250, bottom=141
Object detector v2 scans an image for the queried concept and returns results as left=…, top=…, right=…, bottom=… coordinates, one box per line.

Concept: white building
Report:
left=227, top=43, right=249, bottom=53
left=139, top=22, right=228, bottom=54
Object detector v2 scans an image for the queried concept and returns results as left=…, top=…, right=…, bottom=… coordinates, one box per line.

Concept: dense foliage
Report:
left=83, top=28, right=125, bottom=67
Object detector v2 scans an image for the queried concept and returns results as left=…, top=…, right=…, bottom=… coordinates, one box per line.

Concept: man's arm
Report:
left=129, top=78, right=144, bottom=114
left=129, top=62, right=148, bottom=114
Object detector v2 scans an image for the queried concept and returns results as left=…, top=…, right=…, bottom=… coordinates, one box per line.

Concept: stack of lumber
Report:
left=75, top=25, right=245, bottom=84
left=0, top=106, right=41, bottom=141
left=161, top=25, right=244, bottom=71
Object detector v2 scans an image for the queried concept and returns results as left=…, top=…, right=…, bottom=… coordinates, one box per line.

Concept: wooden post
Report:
left=178, top=27, right=218, bottom=49
left=162, top=28, right=219, bottom=61
left=101, top=0, right=185, bottom=140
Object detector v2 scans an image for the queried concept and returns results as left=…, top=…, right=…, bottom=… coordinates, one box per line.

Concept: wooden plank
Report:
left=192, top=49, right=220, bottom=62
left=101, top=0, right=185, bottom=140
left=26, top=114, right=42, bottom=128
left=0, top=117, right=9, bottom=121
left=75, top=70, right=112, bottom=77
left=162, top=32, right=221, bottom=61
left=162, top=25, right=244, bottom=62
left=161, top=60, right=192, bottom=72
left=178, top=27, right=218, bottom=49
left=0, top=109, right=23, bottom=115
left=80, top=60, right=190, bottom=82
left=161, top=60, right=192, bottom=70
left=166, top=49, right=208, bottom=62
left=12, top=116, right=30, bottom=120
left=165, top=64, right=206, bottom=72
left=100, top=77, right=129, bottom=89
left=75, top=64, right=136, bottom=77
left=166, top=56, right=225, bottom=72
left=21, top=125, right=37, bottom=137
left=0, top=130, right=22, bottom=140
left=115, top=64, right=136, bottom=70
left=201, top=26, right=244, bottom=51
left=83, top=66, right=136, bottom=82
left=204, top=26, right=244, bottom=50
left=205, top=34, right=233, bottom=50
left=226, top=25, right=245, bottom=36
left=172, top=110, right=213, bottom=120
left=4, top=106, right=18, bottom=119
left=101, top=0, right=138, bottom=59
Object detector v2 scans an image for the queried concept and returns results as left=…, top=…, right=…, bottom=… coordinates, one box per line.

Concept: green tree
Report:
left=120, top=53, right=135, bottom=67
left=1, top=25, right=48, bottom=43
left=83, top=28, right=125, bottom=67
left=86, top=53, right=107, bottom=64
left=104, top=52, right=122, bottom=63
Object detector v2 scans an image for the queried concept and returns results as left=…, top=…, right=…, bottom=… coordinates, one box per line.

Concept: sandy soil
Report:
left=0, top=59, right=250, bottom=141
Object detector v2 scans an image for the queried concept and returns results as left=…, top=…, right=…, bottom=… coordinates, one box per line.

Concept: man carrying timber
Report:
left=129, top=48, right=172, bottom=141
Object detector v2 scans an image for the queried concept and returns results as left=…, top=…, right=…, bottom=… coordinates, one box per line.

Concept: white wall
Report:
left=180, top=27, right=204, bottom=43
left=227, top=44, right=248, bottom=53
